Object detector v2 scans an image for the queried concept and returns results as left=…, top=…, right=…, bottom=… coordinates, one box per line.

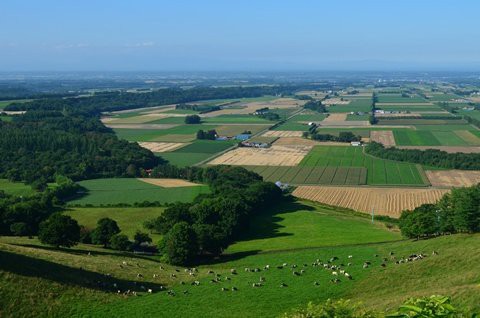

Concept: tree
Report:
left=91, top=218, right=120, bottom=247
left=185, top=114, right=201, bottom=124
left=38, top=214, right=80, bottom=248
left=399, top=204, right=439, bottom=239
left=134, top=231, right=152, bottom=245
left=9, top=222, right=29, bottom=236
left=110, top=234, right=131, bottom=251
left=160, top=222, right=198, bottom=265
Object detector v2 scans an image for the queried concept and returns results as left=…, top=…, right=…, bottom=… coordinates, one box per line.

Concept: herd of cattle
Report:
left=106, top=250, right=438, bottom=297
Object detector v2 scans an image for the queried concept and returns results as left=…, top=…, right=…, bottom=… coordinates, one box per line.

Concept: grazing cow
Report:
left=225, top=277, right=231, bottom=281
left=282, top=263, right=288, bottom=267
left=264, top=265, right=270, bottom=270
left=347, top=263, right=352, bottom=267
left=175, top=269, right=180, bottom=272
left=147, top=289, right=153, bottom=293
left=293, top=271, right=301, bottom=276
left=332, top=271, right=338, bottom=276
left=345, top=273, right=353, bottom=280
left=244, top=268, right=250, bottom=272
left=170, top=274, right=176, bottom=278
left=137, top=273, right=143, bottom=278
left=300, top=269, right=305, bottom=274
left=381, top=263, right=387, bottom=268
left=277, top=265, right=284, bottom=269
left=252, top=283, right=261, bottom=287
left=180, top=281, right=185, bottom=285
left=153, top=274, right=158, bottom=278
left=348, top=255, right=353, bottom=259
left=330, top=278, right=340, bottom=284
left=231, top=269, right=237, bottom=274
left=389, top=251, right=395, bottom=256
left=432, top=251, right=439, bottom=256
left=259, top=277, right=265, bottom=282
left=280, top=283, right=287, bottom=287
left=313, top=281, right=320, bottom=286
left=159, top=266, right=164, bottom=270
left=221, top=287, right=228, bottom=292
left=183, top=290, right=189, bottom=295
left=231, top=287, right=238, bottom=291
left=122, top=261, right=128, bottom=266
left=208, top=270, right=214, bottom=274
left=363, top=263, right=369, bottom=269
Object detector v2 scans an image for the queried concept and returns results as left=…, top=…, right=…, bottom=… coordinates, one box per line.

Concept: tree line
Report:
left=5, top=86, right=296, bottom=115
left=303, top=130, right=361, bottom=143
left=399, top=184, right=480, bottom=239
left=365, top=142, right=480, bottom=170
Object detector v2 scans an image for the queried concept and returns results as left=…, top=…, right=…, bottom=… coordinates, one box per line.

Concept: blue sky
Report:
left=1, top=0, right=479, bottom=71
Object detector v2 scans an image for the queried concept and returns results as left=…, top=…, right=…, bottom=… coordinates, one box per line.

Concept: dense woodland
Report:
left=0, top=111, right=160, bottom=185
left=366, top=142, right=480, bottom=170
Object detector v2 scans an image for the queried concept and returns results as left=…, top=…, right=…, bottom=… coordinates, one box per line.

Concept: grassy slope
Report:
left=69, top=178, right=210, bottom=205
left=0, top=201, right=479, bottom=317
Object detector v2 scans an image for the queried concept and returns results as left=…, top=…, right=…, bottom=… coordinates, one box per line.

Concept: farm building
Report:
left=235, top=134, right=251, bottom=141
left=350, top=141, right=362, bottom=146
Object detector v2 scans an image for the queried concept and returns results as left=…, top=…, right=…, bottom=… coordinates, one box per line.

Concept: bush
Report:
left=38, top=214, right=80, bottom=248
left=9, top=222, right=30, bottom=236
left=110, top=234, right=131, bottom=251
left=79, top=226, right=93, bottom=244
left=386, top=295, right=470, bottom=318
left=283, top=299, right=378, bottom=318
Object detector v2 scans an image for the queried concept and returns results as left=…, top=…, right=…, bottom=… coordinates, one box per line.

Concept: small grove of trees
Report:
left=196, top=129, right=217, bottom=140
left=38, top=214, right=80, bottom=248
left=91, top=218, right=120, bottom=247
left=185, top=114, right=201, bottom=124
left=365, top=142, right=480, bottom=170
left=399, top=184, right=480, bottom=239
left=303, top=100, right=326, bottom=113
left=303, top=131, right=361, bottom=143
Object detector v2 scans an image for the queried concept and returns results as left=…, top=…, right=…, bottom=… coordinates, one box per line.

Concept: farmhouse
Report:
left=350, top=141, right=361, bottom=146
left=235, top=134, right=251, bottom=141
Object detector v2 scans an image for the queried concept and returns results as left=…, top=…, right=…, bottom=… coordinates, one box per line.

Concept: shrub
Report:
left=283, top=299, right=378, bottom=318
left=386, top=295, right=469, bottom=318
left=110, top=234, right=131, bottom=251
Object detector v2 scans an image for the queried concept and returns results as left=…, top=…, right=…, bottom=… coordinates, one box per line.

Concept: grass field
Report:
left=393, top=130, right=480, bottom=146
left=203, top=114, right=273, bottom=124
left=377, top=94, right=427, bottom=103
left=346, top=114, right=370, bottom=121
left=113, top=124, right=221, bottom=142
left=328, top=98, right=372, bottom=113
left=66, top=207, right=164, bottom=241
left=0, top=179, right=34, bottom=196
left=0, top=99, right=31, bottom=110
left=68, top=178, right=210, bottom=205
left=299, top=146, right=426, bottom=185
left=1, top=199, right=479, bottom=317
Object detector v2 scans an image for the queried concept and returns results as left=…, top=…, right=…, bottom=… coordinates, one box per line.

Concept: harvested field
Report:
left=103, top=114, right=170, bottom=124
left=208, top=145, right=311, bottom=166
left=375, top=102, right=433, bottom=106
left=375, top=113, right=421, bottom=118
left=370, top=131, right=396, bottom=146
left=137, top=178, right=201, bottom=188
left=263, top=130, right=303, bottom=137
left=318, top=121, right=371, bottom=127
left=397, top=146, right=480, bottom=153
left=322, top=98, right=350, bottom=105
left=207, top=98, right=304, bottom=116
left=293, top=186, right=449, bottom=217
left=137, top=142, right=188, bottom=152
left=273, top=137, right=348, bottom=147
left=323, top=113, right=348, bottom=122
left=425, top=170, right=480, bottom=187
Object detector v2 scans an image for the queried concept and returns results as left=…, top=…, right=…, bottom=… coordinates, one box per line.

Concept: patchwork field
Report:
left=293, top=186, right=449, bottom=217
left=208, top=145, right=311, bottom=166
left=68, top=178, right=210, bottom=205
left=299, top=146, right=426, bottom=185
left=137, top=178, right=201, bottom=188
left=425, top=170, right=480, bottom=187
left=160, top=140, right=235, bottom=167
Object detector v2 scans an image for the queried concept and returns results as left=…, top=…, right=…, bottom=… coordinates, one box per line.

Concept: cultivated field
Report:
left=323, top=113, right=348, bottom=122
left=137, top=178, right=201, bottom=188
left=397, top=146, right=480, bottom=153
left=262, top=130, right=304, bottom=137
left=0, top=179, right=34, bottom=197
left=208, top=145, right=311, bottom=166
left=322, top=98, right=350, bottom=105
left=138, top=142, right=188, bottom=152
left=293, top=186, right=449, bottom=217
left=425, top=170, right=480, bottom=187
left=370, top=130, right=396, bottom=146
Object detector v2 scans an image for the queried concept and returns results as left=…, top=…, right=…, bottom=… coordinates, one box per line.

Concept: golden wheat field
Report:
left=292, top=186, right=450, bottom=217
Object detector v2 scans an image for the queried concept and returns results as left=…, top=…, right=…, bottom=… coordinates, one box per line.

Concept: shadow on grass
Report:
left=0, top=250, right=164, bottom=293
left=196, top=249, right=262, bottom=266
left=11, top=243, right=160, bottom=263
left=234, top=198, right=315, bottom=243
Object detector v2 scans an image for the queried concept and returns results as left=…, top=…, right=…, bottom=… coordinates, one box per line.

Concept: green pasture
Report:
left=68, top=178, right=210, bottom=206
left=328, top=98, right=372, bottom=113
left=0, top=179, right=34, bottom=197
left=393, top=129, right=480, bottom=146
left=160, top=140, right=235, bottom=167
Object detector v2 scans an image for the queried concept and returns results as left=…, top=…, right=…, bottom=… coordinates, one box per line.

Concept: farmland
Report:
left=0, top=179, right=34, bottom=197
left=68, top=178, right=210, bottom=205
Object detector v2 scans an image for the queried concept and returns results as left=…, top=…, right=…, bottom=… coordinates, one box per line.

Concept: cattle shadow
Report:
left=0, top=250, right=164, bottom=293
